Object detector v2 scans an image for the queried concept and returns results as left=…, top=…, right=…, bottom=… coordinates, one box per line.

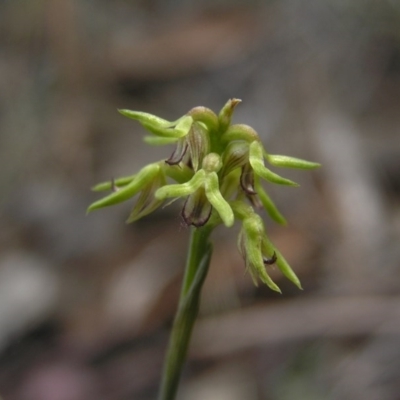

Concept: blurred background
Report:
left=1, top=1, right=400, bottom=399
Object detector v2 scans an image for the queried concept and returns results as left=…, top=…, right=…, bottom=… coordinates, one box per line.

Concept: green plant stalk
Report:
left=158, top=225, right=214, bottom=400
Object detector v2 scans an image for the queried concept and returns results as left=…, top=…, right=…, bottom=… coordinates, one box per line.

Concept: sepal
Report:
left=87, top=163, right=161, bottom=212
left=249, top=142, right=299, bottom=186
left=218, top=98, right=241, bottom=133
left=266, top=154, right=321, bottom=169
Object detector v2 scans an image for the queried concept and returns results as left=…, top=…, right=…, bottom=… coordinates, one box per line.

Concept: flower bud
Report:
left=202, top=153, right=222, bottom=173
left=218, top=98, right=241, bottom=133
left=188, top=106, right=219, bottom=133
left=222, top=124, right=259, bottom=143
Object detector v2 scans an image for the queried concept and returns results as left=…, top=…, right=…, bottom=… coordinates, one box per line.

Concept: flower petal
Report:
left=122, top=110, right=193, bottom=139
left=266, top=154, right=321, bottom=169
left=222, top=124, right=259, bottom=143
left=92, top=175, right=136, bottom=192
left=87, top=164, right=160, bottom=212
left=240, top=163, right=256, bottom=195
left=188, top=106, right=219, bottom=133
left=182, top=188, right=212, bottom=227
left=241, top=217, right=281, bottom=292
left=204, top=172, right=234, bottom=227
left=218, top=98, right=241, bottom=133
left=143, top=136, right=179, bottom=146
left=249, top=142, right=299, bottom=186
left=155, top=169, right=206, bottom=200
left=221, top=141, right=249, bottom=178
left=118, top=109, right=174, bottom=127
left=166, top=138, right=188, bottom=165
left=187, top=122, right=210, bottom=171
left=261, top=237, right=302, bottom=289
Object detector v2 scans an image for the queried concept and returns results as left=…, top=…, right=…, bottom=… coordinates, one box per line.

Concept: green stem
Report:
left=157, top=225, right=214, bottom=400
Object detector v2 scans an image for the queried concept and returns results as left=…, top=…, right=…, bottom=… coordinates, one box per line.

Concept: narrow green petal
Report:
left=239, top=227, right=261, bottom=286
left=143, top=136, right=178, bottom=146
left=258, top=270, right=282, bottom=293
left=164, top=164, right=194, bottom=184
left=87, top=164, right=160, bottom=212
left=262, top=238, right=302, bottom=289
left=252, top=162, right=299, bottom=186
left=242, top=224, right=281, bottom=292
left=173, top=116, right=194, bottom=138
left=249, top=142, right=299, bottom=186
left=240, top=215, right=281, bottom=292
left=126, top=174, right=166, bottom=223
left=267, top=154, right=321, bottom=169
left=118, top=109, right=174, bottom=127
left=254, top=178, right=287, bottom=225
left=204, top=172, right=234, bottom=227
left=141, top=116, right=192, bottom=138
left=119, top=108, right=193, bottom=139
left=92, top=175, right=136, bottom=192
left=155, top=170, right=206, bottom=200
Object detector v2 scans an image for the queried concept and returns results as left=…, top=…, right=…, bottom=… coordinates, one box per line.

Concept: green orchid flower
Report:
left=88, top=98, right=321, bottom=400
left=87, top=162, right=166, bottom=223
left=89, top=99, right=320, bottom=291
left=233, top=202, right=301, bottom=293
left=155, top=153, right=234, bottom=227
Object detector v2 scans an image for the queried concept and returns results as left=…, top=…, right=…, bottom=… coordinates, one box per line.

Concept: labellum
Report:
left=182, top=187, right=212, bottom=227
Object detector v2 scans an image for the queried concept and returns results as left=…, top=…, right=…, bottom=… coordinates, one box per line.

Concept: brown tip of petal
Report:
left=165, top=142, right=188, bottom=165
left=247, top=193, right=262, bottom=209
left=240, top=165, right=257, bottom=195
left=181, top=192, right=212, bottom=227
left=230, top=98, right=242, bottom=108
left=263, top=251, right=277, bottom=265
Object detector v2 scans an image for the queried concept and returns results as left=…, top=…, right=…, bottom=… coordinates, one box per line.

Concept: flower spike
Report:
left=89, top=99, right=320, bottom=291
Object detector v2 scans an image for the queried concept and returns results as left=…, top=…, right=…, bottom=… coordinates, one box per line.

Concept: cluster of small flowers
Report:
left=88, top=99, right=320, bottom=292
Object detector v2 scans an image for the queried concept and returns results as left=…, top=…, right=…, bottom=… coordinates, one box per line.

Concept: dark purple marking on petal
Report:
left=263, top=251, right=277, bottom=265
left=166, top=140, right=188, bottom=165
left=240, top=164, right=257, bottom=195
left=246, top=193, right=262, bottom=209
left=181, top=190, right=212, bottom=227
